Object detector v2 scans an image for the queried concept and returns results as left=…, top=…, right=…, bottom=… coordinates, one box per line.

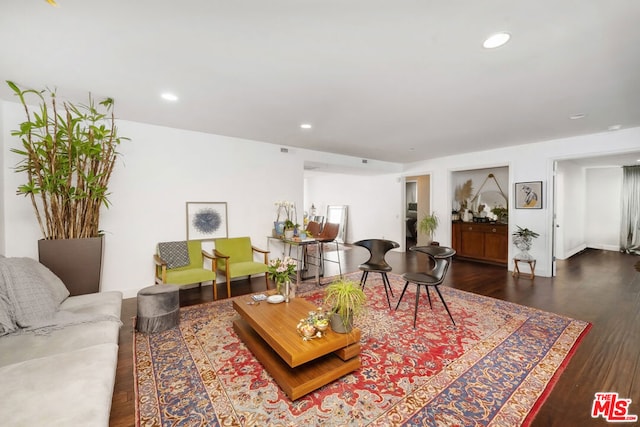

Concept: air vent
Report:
left=280, top=148, right=289, bottom=153
left=362, top=159, right=368, bottom=164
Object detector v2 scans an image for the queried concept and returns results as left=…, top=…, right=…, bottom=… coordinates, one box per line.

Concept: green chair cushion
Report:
left=165, top=269, right=216, bottom=286
left=157, top=240, right=215, bottom=286
left=223, top=261, right=268, bottom=278
left=215, top=237, right=268, bottom=279
left=215, top=237, right=253, bottom=263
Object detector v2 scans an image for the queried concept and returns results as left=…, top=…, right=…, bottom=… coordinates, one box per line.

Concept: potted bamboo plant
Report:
left=7, top=81, right=128, bottom=295
left=324, top=278, right=366, bottom=333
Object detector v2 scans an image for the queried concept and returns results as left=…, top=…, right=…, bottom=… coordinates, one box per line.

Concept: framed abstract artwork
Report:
left=186, top=202, right=228, bottom=240
left=514, top=181, right=542, bottom=209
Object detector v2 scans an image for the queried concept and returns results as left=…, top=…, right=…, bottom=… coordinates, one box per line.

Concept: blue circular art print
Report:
left=192, top=208, right=221, bottom=234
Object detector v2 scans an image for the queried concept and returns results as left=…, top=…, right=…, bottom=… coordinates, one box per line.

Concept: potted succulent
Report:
left=418, top=212, right=439, bottom=245
left=7, top=81, right=127, bottom=295
left=324, top=278, right=366, bottom=333
left=491, top=206, right=508, bottom=223
left=512, top=226, right=540, bottom=260
left=283, top=220, right=296, bottom=239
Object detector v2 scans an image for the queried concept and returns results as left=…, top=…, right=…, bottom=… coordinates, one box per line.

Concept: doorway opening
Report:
left=404, top=175, right=431, bottom=250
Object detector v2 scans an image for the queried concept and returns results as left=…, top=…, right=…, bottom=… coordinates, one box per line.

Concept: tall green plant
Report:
left=7, top=80, right=128, bottom=239
left=418, top=212, right=439, bottom=241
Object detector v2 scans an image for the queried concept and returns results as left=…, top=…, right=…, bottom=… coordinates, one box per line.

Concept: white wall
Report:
left=3, top=96, right=639, bottom=288
left=0, top=101, right=4, bottom=255
left=304, top=173, right=403, bottom=244
left=555, top=160, right=587, bottom=259
left=403, top=127, right=640, bottom=277
left=1, top=100, right=401, bottom=298
left=585, top=167, right=622, bottom=251
left=556, top=163, right=622, bottom=259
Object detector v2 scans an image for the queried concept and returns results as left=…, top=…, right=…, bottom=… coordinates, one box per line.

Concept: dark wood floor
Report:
left=110, top=248, right=640, bottom=427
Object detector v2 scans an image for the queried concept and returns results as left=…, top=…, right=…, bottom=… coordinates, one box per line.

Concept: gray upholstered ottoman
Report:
left=136, top=284, right=180, bottom=333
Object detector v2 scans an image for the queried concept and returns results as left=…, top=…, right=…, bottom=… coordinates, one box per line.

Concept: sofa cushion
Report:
left=0, top=263, right=16, bottom=336
left=59, top=291, right=122, bottom=319
left=33, top=259, right=70, bottom=305
left=0, top=291, right=123, bottom=367
left=0, top=290, right=16, bottom=336
left=0, top=343, right=118, bottom=427
left=0, top=257, right=60, bottom=328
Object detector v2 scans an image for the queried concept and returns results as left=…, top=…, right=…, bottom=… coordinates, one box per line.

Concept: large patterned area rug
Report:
left=134, top=272, right=590, bottom=426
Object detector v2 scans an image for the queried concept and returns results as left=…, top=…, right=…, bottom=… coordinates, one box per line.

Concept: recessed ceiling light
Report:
left=161, top=93, right=178, bottom=101
left=608, top=124, right=622, bottom=131
left=569, top=113, right=586, bottom=120
left=483, top=32, right=510, bottom=49
left=300, top=123, right=312, bottom=129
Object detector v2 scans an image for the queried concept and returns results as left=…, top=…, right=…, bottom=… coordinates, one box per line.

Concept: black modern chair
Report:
left=395, top=246, right=456, bottom=328
left=353, top=239, right=399, bottom=309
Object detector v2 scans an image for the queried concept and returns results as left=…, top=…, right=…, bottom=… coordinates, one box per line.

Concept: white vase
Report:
left=513, top=236, right=533, bottom=260
left=284, top=229, right=294, bottom=239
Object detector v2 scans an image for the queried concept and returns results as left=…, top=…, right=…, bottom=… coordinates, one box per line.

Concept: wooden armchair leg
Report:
left=264, top=274, right=270, bottom=290
left=226, top=276, right=231, bottom=299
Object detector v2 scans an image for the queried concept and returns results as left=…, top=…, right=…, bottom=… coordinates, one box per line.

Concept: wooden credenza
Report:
left=452, top=222, right=508, bottom=266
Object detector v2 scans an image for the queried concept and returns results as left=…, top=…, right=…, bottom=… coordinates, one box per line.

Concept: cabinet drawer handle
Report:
left=492, top=228, right=497, bottom=232
left=467, top=227, right=473, bottom=231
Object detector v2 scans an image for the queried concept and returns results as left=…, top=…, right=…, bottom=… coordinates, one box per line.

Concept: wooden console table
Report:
left=232, top=294, right=360, bottom=400
left=451, top=221, right=508, bottom=266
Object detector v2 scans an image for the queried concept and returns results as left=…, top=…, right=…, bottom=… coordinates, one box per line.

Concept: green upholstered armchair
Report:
left=214, top=237, right=269, bottom=299
left=154, top=240, right=217, bottom=295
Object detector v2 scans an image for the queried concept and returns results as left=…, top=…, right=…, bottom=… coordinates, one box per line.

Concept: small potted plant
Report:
left=283, top=220, right=296, bottom=239
left=491, top=206, right=508, bottom=223
left=512, top=225, right=539, bottom=260
left=419, top=212, right=439, bottom=244
left=324, top=278, right=366, bottom=333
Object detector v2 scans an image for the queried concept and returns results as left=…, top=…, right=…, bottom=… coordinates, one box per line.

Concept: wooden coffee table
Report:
left=232, top=294, right=361, bottom=400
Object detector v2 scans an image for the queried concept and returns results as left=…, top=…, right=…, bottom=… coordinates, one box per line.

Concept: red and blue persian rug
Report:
left=134, top=273, right=590, bottom=426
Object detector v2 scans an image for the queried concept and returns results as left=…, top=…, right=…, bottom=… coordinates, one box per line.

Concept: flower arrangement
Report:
left=267, top=257, right=297, bottom=292
left=274, top=201, right=298, bottom=236
left=274, top=200, right=296, bottom=223
left=454, top=179, right=473, bottom=212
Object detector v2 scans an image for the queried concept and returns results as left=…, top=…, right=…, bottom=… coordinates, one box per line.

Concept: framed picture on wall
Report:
left=514, top=181, right=542, bottom=209
left=186, top=202, right=228, bottom=240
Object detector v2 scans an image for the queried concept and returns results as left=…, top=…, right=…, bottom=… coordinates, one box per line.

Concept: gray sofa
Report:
left=0, top=256, right=122, bottom=427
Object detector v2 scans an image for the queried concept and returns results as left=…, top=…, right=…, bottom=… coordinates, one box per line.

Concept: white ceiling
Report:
left=1, top=0, right=640, bottom=165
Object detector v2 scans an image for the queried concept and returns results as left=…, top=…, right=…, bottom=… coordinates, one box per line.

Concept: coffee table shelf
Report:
left=232, top=295, right=361, bottom=400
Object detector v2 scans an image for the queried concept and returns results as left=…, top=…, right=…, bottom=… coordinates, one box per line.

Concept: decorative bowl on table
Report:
left=297, top=322, right=317, bottom=338
left=314, top=318, right=329, bottom=332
